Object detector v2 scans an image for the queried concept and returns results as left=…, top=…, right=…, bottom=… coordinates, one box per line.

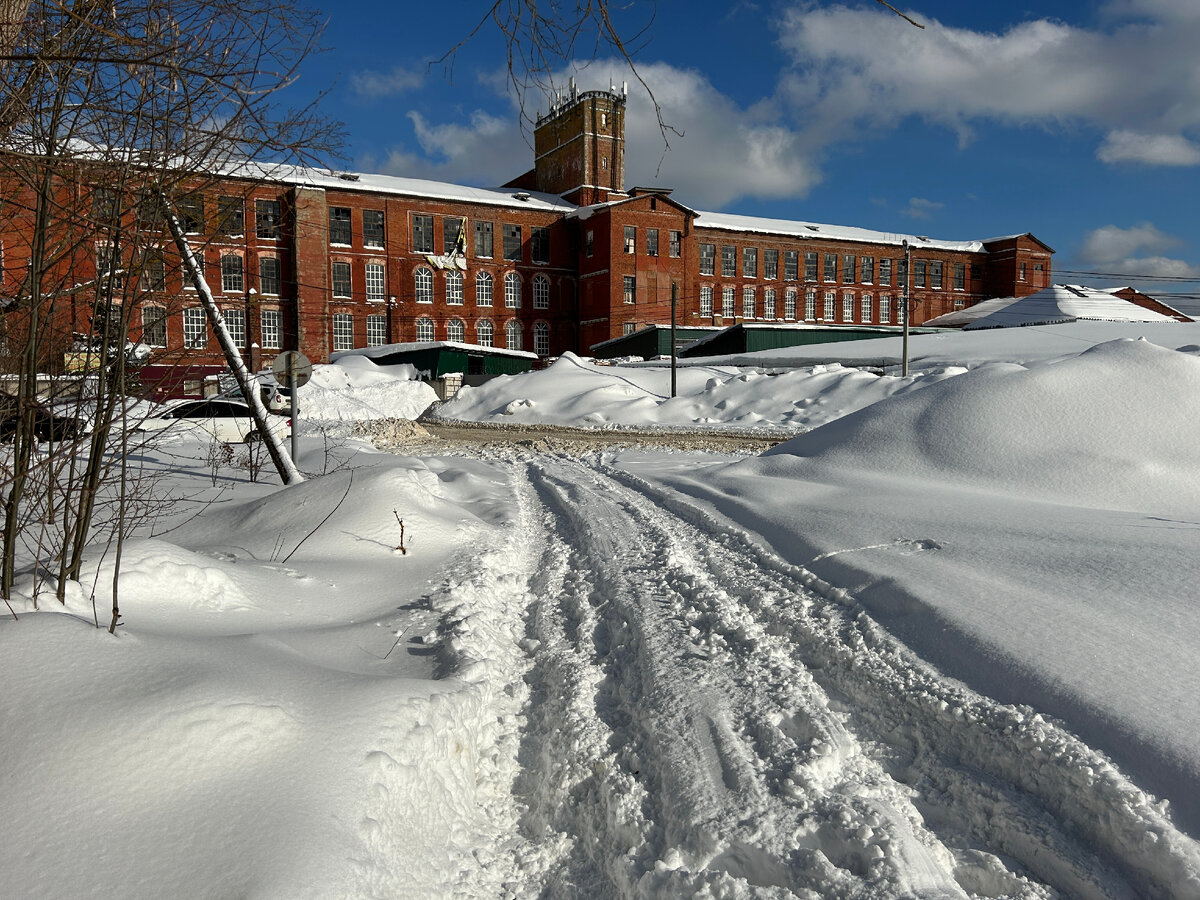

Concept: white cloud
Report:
left=620, top=63, right=820, bottom=208
left=775, top=3, right=1200, bottom=167
left=1079, top=223, right=1200, bottom=277
left=1097, top=130, right=1200, bottom=165
left=372, top=110, right=532, bottom=187
left=350, top=67, right=426, bottom=98
left=902, top=197, right=944, bottom=220
left=369, top=62, right=819, bottom=209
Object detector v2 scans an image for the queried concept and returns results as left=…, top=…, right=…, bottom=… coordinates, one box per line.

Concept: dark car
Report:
left=0, top=395, right=85, bottom=443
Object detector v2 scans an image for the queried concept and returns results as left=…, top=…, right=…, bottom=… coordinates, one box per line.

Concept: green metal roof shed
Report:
left=591, top=325, right=724, bottom=360
left=331, top=341, right=538, bottom=378
left=679, top=322, right=947, bottom=358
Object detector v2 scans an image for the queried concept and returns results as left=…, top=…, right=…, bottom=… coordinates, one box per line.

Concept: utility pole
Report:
left=670, top=281, right=677, bottom=398
left=902, top=239, right=912, bottom=377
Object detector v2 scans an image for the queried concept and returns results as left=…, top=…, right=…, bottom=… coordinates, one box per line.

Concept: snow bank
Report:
left=292, top=355, right=437, bottom=424
left=434, top=351, right=965, bottom=432
left=760, top=338, right=1200, bottom=516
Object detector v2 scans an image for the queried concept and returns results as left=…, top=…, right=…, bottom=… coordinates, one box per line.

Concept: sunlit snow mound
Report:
left=756, top=339, right=1200, bottom=514
left=294, top=356, right=438, bottom=423
left=434, top=351, right=963, bottom=431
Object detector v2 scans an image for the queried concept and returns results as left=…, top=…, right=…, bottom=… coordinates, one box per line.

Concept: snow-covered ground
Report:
left=4, top=330, right=1200, bottom=897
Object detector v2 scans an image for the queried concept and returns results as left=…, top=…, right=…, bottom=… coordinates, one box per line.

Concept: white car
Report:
left=138, top=398, right=291, bottom=444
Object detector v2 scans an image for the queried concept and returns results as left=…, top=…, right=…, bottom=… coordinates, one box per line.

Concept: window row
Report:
left=697, top=285, right=896, bottom=324
left=95, top=246, right=283, bottom=296
left=94, top=189, right=285, bottom=242
left=620, top=226, right=683, bottom=258
left=148, top=306, right=285, bottom=350
left=411, top=268, right=553, bottom=309
left=407, top=214, right=552, bottom=263
left=333, top=316, right=551, bottom=355
left=696, top=245, right=972, bottom=290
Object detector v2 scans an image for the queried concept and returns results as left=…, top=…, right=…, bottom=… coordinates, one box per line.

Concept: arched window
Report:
left=415, top=317, right=434, bottom=342
left=533, top=321, right=550, bottom=356
left=532, top=275, right=550, bottom=310
left=505, top=319, right=522, bottom=350
left=446, top=270, right=463, bottom=305
left=414, top=267, right=433, bottom=304
left=476, top=271, right=493, bottom=307
left=446, top=317, right=465, bottom=342
left=504, top=272, right=521, bottom=308
left=476, top=318, right=494, bottom=347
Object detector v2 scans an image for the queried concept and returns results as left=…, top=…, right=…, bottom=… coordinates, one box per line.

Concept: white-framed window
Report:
left=742, top=286, right=755, bottom=319
left=183, top=307, right=206, bottom=348
left=785, top=288, right=797, bottom=320
left=764, top=288, right=776, bottom=321
left=366, top=314, right=387, bottom=347
left=623, top=275, right=636, bottom=304
left=505, top=272, right=521, bottom=308
left=446, top=317, right=465, bottom=342
left=842, top=291, right=854, bottom=321
left=259, top=257, right=280, bottom=296
left=332, top=261, right=351, bottom=298
left=445, top=269, right=463, bottom=306
left=366, top=262, right=386, bottom=302
left=879, top=295, right=891, bottom=324
left=624, top=225, right=635, bottom=254
left=142, top=305, right=167, bottom=347
left=743, top=247, right=757, bottom=278
left=223, top=308, right=246, bottom=348
left=261, top=309, right=281, bottom=349
left=415, top=317, right=434, bottom=342
left=414, top=266, right=433, bottom=304
left=533, top=275, right=549, bottom=310
left=700, top=284, right=713, bottom=316
left=505, top=319, right=522, bottom=350
left=332, top=313, right=354, bottom=350
left=533, top=320, right=550, bottom=356
left=721, top=286, right=735, bottom=318
left=476, top=318, right=494, bottom=347
left=804, top=289, right=815, bottom=321
left=476, top=271, right=493, bottom=307
left=220, top=253, right=243, bottom=293
left=822, top=291, right=834, bottom=321
left=861, top=293, right=872, bottom=324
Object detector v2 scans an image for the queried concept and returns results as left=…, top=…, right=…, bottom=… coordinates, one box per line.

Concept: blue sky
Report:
left=287, top=0, right=1200, bottom=312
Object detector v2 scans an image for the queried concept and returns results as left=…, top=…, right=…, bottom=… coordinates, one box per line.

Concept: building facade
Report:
left=1, top=83, right=1052, bottom=386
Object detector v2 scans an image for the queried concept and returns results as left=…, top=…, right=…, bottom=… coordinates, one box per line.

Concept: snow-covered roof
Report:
left=956, top=285, right=1181, bottom=330
left=224, top=161, right=577, bottom=214
left=691, top=210, right=988, bottom=253
left=332, top=340, right=538, bottom=362
left=924, top=296, right=1023, bottom=328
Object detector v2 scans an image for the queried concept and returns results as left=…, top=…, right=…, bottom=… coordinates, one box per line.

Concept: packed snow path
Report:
left=443, top=451, right=1200, bottom=898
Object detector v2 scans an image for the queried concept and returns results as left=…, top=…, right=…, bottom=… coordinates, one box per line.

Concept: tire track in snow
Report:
left=593, top=456, right=1200, bottom=899
left=516, top=457, right=992, bottom=898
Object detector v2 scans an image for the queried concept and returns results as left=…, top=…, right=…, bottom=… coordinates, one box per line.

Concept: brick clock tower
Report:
left=533, top=78, right=626, bottom=206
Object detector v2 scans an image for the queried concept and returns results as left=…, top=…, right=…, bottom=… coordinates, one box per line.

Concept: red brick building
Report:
left=1, top=82, right=1052, bottom=383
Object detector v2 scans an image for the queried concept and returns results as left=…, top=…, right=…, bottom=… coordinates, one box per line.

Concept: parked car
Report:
left=0, top=395, right=85, bottom=443
left=136, top=398, right=290, bottom=444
